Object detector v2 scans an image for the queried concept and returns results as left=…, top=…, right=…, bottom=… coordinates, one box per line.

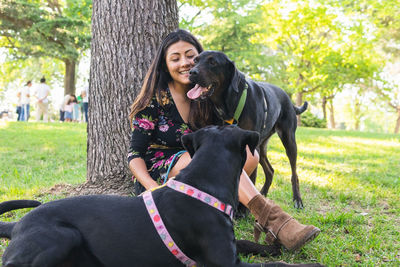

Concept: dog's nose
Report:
left=189, top=68, right=198, bottom=75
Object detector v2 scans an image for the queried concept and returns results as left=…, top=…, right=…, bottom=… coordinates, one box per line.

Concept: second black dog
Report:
left=188, top=51, right=308, bottom=209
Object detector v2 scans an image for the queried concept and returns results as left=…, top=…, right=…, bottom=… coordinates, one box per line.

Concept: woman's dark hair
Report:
left=129, top=29, right=214, bottom=129
left=70, top=94, right=78, bottom=103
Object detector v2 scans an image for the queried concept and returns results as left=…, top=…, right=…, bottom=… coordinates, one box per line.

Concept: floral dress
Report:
left=128, top=88, right=193, bottom=195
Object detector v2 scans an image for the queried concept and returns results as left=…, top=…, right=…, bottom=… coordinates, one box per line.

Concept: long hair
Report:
left=129, top=29, right=214, bottom=129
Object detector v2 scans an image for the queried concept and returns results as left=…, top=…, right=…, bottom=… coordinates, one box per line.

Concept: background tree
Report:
left=179, top=0, right=283, bottom=84
left=0, top=0, right=91, bottom=95
left=368, top=0, right=400, bottom=133
left=85, top=0, right=178, bottom=194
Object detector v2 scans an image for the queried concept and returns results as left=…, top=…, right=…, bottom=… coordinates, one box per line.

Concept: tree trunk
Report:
left=322, top=96, right=327, bottom=120
left=354, top=99, right=361, bottom=131
left=328, top=99, right=335, bottom=129
left=64, top=58, right=76, bottom=96
left=85, top=0, right=178, bottom=195
left=394, top=108, right=400, bottom=134
left=295, top=92, right=303, bottom=126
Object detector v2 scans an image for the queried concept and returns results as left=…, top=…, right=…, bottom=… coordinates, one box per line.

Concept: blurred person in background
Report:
left=34, top=77, right=50, bottom=122
left=81, top=84, right=88, bottom=123
left=71, top=94, right=80, bottom=122
left=59, top=94, right=71, bottom=122
left=18, top=81, right=32, bottom=121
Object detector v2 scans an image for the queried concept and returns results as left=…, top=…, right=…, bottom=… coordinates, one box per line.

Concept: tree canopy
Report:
left=178, top=0, right=399, bottom=132
left=0, top=0, right=91, bottom=95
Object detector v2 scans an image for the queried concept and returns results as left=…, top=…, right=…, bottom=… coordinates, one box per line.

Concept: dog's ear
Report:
left=227, top=59, right=245, bottom=93
left=243, top=130, right=259, bottom=156
left=224, top=58, right=246, bottom=118
left=181, top=133, right=196, bottom=158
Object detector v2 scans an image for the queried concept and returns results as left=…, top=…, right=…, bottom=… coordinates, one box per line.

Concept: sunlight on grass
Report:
left=0, top=120, right=9, bottom=129
left=330, top=136, right=400, bottom=147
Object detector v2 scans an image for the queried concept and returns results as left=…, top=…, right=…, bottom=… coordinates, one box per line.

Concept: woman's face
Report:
left=165, top=41, right=199, bottom=88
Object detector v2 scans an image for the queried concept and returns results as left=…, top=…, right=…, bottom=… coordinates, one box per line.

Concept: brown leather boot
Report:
left=248, top=194, right=320, bottom=251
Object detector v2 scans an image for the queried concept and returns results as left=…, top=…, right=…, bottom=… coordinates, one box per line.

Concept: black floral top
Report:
left=128, top=88, right=193, bottom=194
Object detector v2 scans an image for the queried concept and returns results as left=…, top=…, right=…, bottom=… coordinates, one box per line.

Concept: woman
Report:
left=128, top=29, right=320, bottom=251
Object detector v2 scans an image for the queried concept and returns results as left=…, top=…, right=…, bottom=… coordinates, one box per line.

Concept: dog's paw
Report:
left=293, top=199, right=304, bottom=209
left=236, top=239, right=281, bottom=257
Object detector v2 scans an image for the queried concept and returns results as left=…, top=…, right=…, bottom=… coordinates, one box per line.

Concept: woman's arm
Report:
left=127, top=97, right=159, bottom=190
left=129, top=158, right=159, bottom=190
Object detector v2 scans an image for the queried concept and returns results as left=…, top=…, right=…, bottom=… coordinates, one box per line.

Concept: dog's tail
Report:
left=294, top=101, right=308, bottom=115
left=0, top=200, right=41, bottom=239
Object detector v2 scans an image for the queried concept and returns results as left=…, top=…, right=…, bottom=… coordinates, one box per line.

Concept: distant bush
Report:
left=300, top=112, right=327, bottom=128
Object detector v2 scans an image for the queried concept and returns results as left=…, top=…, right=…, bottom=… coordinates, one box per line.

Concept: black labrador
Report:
left=188, top=51, right=308, bottom=209
left=0, top=126, right=321, bottom=267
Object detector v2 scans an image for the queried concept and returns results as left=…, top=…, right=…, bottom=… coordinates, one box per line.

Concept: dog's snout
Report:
left=189, top=68, right=198, bottom=76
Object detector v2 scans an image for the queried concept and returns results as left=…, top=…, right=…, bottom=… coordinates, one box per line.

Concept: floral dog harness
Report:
left=142, top=179, right=234, bottom=266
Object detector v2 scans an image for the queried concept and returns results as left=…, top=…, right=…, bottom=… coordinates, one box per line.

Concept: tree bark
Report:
left=85, top=0, right=179, bottom=195
left=394, top=108, right=400, bottom=134
left=354, top=98, right=361, bottom=131
left=322, top=96, right=327, bottom=120
left=64, top=58, right=76, bottom=96
left=328, top=99, right=335, bottom=129
left=295, top=92, right=303, bottom=126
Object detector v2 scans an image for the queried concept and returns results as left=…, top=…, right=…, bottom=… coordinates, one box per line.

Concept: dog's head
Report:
left=187, top=51, right=242, bottom=99
left=181, top=125, right=259, bottom=168
left=188, top=51, right=246, bottom=119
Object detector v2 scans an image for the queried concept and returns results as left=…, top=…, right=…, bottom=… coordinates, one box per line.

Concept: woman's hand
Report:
left=129, top=158, right=159, bottom=190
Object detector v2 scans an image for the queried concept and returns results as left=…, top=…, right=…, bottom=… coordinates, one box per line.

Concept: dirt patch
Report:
left=39, top=181, right=135, bottom=198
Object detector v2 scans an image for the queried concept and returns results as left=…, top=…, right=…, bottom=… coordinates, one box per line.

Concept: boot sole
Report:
left=288, top=227, right=321, bottom=251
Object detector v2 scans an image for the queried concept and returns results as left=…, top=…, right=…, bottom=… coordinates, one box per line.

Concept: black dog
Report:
left=188, top=51, right=308, bottom=209
left=0, top=126, right=321, bottom=267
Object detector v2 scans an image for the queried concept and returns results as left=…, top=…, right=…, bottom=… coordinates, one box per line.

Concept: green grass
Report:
left=1, top=121, right=399, bottom=266
left=0, top=121, right=86, bottom=201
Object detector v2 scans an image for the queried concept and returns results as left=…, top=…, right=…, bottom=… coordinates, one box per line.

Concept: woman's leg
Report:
left=238, top=146, right=260, bottom=206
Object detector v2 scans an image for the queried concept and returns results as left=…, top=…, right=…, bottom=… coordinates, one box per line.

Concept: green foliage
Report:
left=1, top=124, right=399, bottom=265
left=0, top=0, right=92, bottom=60
left=178, top=0, right=397, bottom=130
left=0, top=0, right=92, bottom=94
left=255, top=0, right=383, bottom=98
left=300, top=111, right=327, bottom=128
left=179, top=0, right=279, bottom=81
left=366, top=0, right=400, bottom=58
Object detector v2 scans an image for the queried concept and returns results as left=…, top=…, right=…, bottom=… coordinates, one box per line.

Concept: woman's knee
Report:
left=244, top=145, right=259, bottom=175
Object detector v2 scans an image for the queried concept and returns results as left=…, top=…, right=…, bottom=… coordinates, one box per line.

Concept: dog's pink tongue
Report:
left=187, top=84, right=207, bottom=100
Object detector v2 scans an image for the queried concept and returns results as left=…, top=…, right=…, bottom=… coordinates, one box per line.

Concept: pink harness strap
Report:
left=167, top=180, right=234, bottom=220
left=143, top=191, right=197, bottom=267
left=143, top=179, right=234, bottom=266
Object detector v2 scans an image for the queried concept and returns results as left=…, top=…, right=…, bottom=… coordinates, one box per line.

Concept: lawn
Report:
left=1, top=121, right=399, bottom=266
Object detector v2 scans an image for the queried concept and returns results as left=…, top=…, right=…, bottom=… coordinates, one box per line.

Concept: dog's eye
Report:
left=194, top=57, right=199, bottom=64
left=208, top=57, right=216, bottom=66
